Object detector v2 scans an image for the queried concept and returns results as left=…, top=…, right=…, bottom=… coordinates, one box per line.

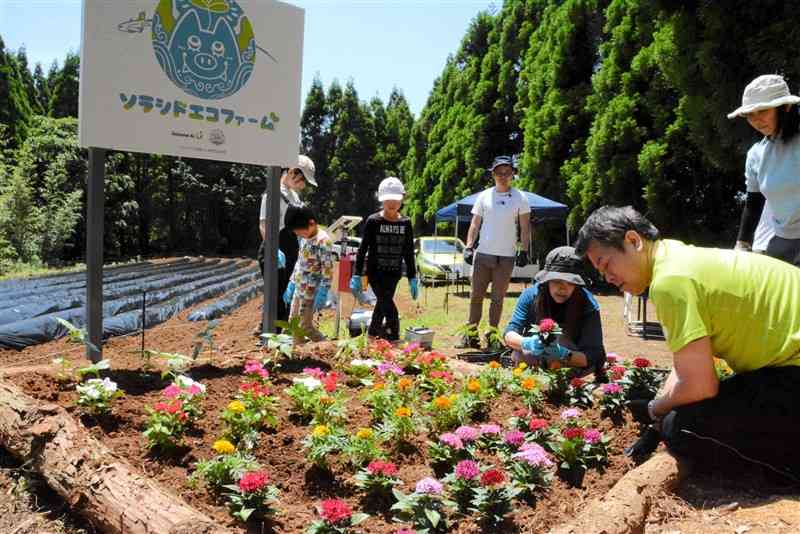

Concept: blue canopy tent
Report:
left=434, top=190, right=570, bottom=249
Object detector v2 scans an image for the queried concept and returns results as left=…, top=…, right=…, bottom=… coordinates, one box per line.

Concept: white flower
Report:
left=77, top=380, right=102, bottom=399
left=350, top=358, right=379, bottom=368
left=174, top=375, right=205, bottom=392
left=292, top=376, right=322, bottom=390
left=100, top=378, right=118, bottom=393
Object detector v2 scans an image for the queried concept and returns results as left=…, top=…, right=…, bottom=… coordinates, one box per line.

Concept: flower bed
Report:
left=7, top=342, right=656, bottom=533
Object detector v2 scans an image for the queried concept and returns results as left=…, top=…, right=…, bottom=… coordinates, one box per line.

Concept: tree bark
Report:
left=0, top=380, right=232, bottom=534
left=549, top=452, right=690, bottom=534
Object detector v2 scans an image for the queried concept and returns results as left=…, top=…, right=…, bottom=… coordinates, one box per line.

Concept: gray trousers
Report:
left=468, top=252, right=515, bottom=328
left=766, top=236, right=800, bottom=267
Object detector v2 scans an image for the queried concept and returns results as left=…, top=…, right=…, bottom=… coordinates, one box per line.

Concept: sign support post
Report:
left=86, top=147, right=105, bottom=362
left=262, top=166, right=282, bottom=335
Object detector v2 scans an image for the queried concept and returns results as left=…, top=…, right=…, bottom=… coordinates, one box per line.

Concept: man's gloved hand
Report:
left=463, top=247, right=475, bottom=266
left=409, top=277, right=419, bottom=300
left=349, top=276, right=364, bottom=303
left=520, top=334, right=545, bottom=356
left=624, top=426, right=662, bottom=460
left=313, top=286, right=329, bottom=312
left=542, top=342, right=571, bottom=363
left=734, top=240, right=752, bottom=252
left=277, top=250, right=286, bottom=270
left=515, top=249, right=529, bottom=268
left=627, top=399, right=656, bottom=424
left=283, top=281, right=295, bottom=306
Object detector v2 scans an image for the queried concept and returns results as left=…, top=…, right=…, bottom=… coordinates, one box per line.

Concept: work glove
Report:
left=624, top=426, right=662, bottom=461
left=463, top=247, right=475, bottom=265
left=734, top=240, right=752, bottom=252
left=313, top=286, right=329, bottom=312
left=277, top=250, right=286, bottom=270
left=515, top=249, right=529, bottom=267
left=520, top=334, right=545, bottom=356
left=409, top=277, right=419, bottom=300
left=542, top=342, right=571, bottom=363
left=627, top=399, right=656, bottom=425
left=349, top=275, right=365, bottom=303
left=283, top=281, right=295, bottom=306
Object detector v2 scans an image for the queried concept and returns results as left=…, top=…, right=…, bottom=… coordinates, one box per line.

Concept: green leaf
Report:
left=424, top=508, right=440, bottom=527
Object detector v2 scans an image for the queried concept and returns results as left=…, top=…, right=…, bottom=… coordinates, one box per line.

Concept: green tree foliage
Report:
left=0, top=36, right=34, bottom=146
left=33, top=62, right=51, bottom=115
left=49, top=52, right=79, bottom=118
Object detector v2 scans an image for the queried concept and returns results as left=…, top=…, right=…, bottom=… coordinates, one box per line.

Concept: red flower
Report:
left=480, top=468, right=505, bottom=487
left=179, top=412, right=188, bottom=422
left=562, top=427, right=585, bottom=440
left=322, top=372, right=338, bottom=393
left=633, top=357, right=652, bottom=368
left=528, top=418, right=548, bottom=432
left=611, top=365, right=627, bottom=380
left=429, top=370, right=453, bottom=382
left=570, top=377, right=585, bottom=388
left=367, top=460, right=398, bottom=477
left=416, top=352, right=434, bottom=366
left=238, top=471, right=270, bottom=493
left=319, top=499, right=352, bottom=524
left=538, top=318, right=556, bottom=333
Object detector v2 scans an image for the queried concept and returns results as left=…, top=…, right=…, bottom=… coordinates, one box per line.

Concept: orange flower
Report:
left=488, top=361, right=501, bottom=369
left=433, top=396, right=453, bottom=410
left=395, top=406, right=411, bottom=418
left=397, top=377, right=413, bottom=391
left=372, top=382, right=385, bottom=391
left=521, top=377, right=537, bottom=391
left=467, top=379, right=481, bottom=393
left=319, top=396, right=335, bottom=405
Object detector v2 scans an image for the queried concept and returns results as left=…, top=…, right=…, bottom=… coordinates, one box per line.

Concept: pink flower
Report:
left=538, top=318, right=556, bottom=333
left=377, top=362, right=404, bottom=377
left=244, top=360, right=263, bottom=375
left=454, top=460, right=480, bottom=481
left=503, top=430, right=525, bottom=447
left=429, top=370, right=453, bottom=382
left=395, top=530, right=416, bottom=534
left=606, top=353, right=620, bottom=364
left=367, top=460, right=398, bottom=477
left=584, top=428, right=602, bottom=444
left=187, top=384, right=203, bottom=396
left=162, top=384, right=181, bottom=399
left=238, top=471, right=270, bottom=493
left=454, top=425, right=479, bottom=442
left=403, top=342, right=422, bottom=354
left=479, top=423, right=502, bottom=436
left=303, top=367, right=325, bottom=379
left=560, top=408, right=581, bottom=420
left=439, top=432, right=464, bottom=450
left=528, top=418, right=548, bottom=432
left=611, top=365, right=627, bottom=380
left=415, top=477, right=443, bottom=495
left=319, top=499, right=352, bottom=524
left=513, top=443, right=554, bottom=467
left=321, top=372, right=338, bottom=393
left=602, top=383, right=623, bottom=395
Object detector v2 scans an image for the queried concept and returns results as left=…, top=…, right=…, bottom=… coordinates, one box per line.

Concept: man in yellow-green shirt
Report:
left=575, top=205, right=800, bottom=477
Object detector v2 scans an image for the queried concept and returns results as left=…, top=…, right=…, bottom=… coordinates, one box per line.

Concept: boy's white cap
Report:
left=296, top=155, right=317, bottom=186
left=378, top=176, right=405, bottom=201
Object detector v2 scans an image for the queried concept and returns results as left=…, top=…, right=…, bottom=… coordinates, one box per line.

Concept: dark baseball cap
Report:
left=534, top=246, right=586, bottom=286
left=489, top=155, right=516, bottom=172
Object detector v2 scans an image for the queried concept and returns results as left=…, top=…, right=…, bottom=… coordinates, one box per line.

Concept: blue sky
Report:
left=0, top=0, right=495, bottom=115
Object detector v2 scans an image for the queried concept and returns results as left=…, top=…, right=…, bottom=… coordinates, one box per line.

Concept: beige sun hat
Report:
left=727, top=74, right=800, bottom=119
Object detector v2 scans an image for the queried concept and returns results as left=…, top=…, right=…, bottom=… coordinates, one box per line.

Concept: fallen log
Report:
left=0, top=380, right=232, bottom=534
left=550, top=452, right=690, bottom=534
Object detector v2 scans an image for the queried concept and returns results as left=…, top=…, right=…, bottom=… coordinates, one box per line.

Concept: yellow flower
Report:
left=356, top=428, right=373, bottom=440
left=397, top=377, right=413, bottom=391
left=488, top=361, right=501, bottom=369
left=373, top=382, right=385, bottom=391
left=312, top=424, right=330, bottom=438
left=433, top=396, right=453, bottom=410
left=212, top=439, right=235, bottom=455
left=227, top=400, right=246, bottom=413
left=521, top=377, right=537, bottom=391
left=467, top=379, right=481, bottom=393
left=518, top=362, right=528, bottom=370
left=395, top=406, right=411, bottom=418
left=512, top=368, right=523, bottom=377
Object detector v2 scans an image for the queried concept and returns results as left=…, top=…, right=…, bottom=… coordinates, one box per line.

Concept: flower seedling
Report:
left=143, top=399, right=189, bottom=451
left=344, top=427, right=385, bottom=468
left=469, top=468, right=520, bottom=527
left=509, top=443, right=554, bottom=495
left=224, top=470, right=280, bottom=522
left=302, top=424, right=347, bottom=470
left=567, top=377, right=594, bottom=408
left=76, top=359, right=110, bottom=380
left=307, top=499, right=368, bottom=534
left=191, top=442, right=259, bottom=493
left=52, top=356, right=74, bottom=383
left=75, top=377, right=123, bottom=415
left=599, top=382, right=625, bottom=418
left=353, top=460, right=401, bottom=497
left=191, top=319, right=219, bottom=362
left=391, top=477, right=454, bottom=534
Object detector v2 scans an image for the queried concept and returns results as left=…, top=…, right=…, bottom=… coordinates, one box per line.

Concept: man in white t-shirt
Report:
left=457, top=155, right=531, bottom=350
left=256, top=155, right=317, bottom=334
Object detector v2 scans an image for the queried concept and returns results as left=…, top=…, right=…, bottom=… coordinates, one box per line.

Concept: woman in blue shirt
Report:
left=729, top=74, right=800, bottom=266
left=504, top=246, right=607, bottom=380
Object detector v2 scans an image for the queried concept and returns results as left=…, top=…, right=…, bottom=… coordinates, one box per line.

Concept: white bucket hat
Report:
left=377, top=176, right=405, bottom=201
left=296, top=155, right=317, bottom=187
left=727, top=74, right=800, bottom=119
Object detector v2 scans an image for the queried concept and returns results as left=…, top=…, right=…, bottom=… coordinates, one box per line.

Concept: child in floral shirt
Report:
left=282, top=206, right=334, bottom=344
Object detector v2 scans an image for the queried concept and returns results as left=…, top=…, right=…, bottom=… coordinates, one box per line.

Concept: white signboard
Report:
left=79, top=0, right=304, bottom=166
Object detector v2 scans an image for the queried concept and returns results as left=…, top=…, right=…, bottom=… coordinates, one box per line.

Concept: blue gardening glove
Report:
left=349, top=275, right=365, bottom=303
left=283, top=281, right=295, bottom=306
left=520, top=334, right=545, bottom=356
left=542, top=341, right=571, bottom=363
left=277, top=250, right=286, bottom=269
left=409, top=277, right=419, bottom=300
left=313, top=286, right=329, bottom=311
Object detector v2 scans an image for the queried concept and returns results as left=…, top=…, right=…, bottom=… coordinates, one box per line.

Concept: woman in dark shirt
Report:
left=504, top=246, right=607, bottom=379
left=350, top=177, right=419, bottom=341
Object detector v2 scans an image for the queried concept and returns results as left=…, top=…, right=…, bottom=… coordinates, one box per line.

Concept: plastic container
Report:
left=404, top=326, right=435, bottom=349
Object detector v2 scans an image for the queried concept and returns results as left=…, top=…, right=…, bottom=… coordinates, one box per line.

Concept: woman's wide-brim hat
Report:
left=534, top=246, right=586, bottom=286
left=727, top=74, right=800, bottom=119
